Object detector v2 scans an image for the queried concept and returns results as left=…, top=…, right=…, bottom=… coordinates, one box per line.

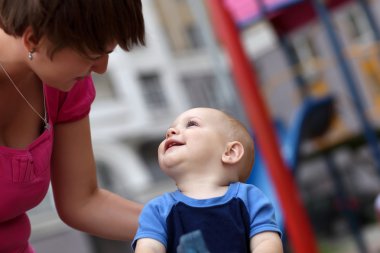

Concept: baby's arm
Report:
left=250, top=231, right=283, bottom=253
left=134, top=238, right=166, bottom=253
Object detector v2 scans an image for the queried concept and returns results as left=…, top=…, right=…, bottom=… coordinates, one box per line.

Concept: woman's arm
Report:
left=51, top=116, right=142, bottom=240
left=250, top=232, right=283, bottom=253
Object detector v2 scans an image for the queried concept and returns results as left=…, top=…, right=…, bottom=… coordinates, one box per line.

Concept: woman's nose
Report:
left=166, top=128, right=177, bottom=138
left=91, top=55, right=109, bottom=74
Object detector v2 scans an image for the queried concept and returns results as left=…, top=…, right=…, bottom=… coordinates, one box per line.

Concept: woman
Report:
left=0, top=0, right=145, bottom=252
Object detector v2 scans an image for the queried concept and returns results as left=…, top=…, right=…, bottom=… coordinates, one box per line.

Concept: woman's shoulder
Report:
left=45, top=76, right=96, bottom=124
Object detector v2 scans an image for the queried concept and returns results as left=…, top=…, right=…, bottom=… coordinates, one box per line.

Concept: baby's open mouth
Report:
left=165, top=140, right=184, bottom=151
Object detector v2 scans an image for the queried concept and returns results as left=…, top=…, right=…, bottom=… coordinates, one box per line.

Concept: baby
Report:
left=132, top=107, right=283, bottom=253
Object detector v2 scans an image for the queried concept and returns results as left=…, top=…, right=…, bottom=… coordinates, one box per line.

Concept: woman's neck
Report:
left=0, top=30, right=32, bottom=81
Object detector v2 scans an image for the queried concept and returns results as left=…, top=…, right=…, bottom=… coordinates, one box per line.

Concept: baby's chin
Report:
left=159, top=157, right=179, bottom=170
left=160, top=164, right=186, bottom=180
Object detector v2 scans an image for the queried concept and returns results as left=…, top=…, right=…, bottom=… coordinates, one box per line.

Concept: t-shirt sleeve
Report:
left=132, top=197, right=170, bottom=251
left=240, top=184, right=282, bottom=238
left=46, top=76, right=96, bottom=124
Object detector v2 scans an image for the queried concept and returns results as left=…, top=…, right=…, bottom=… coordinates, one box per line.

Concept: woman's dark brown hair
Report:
left=0, top=0, right=145, bottom=57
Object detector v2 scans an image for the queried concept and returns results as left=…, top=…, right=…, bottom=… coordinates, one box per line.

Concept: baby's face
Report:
left=158, top=108, right=228, bottom=177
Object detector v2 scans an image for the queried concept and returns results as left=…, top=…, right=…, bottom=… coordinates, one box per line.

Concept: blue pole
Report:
left=257, top=0, right=309, bottom=98
left=277, top=36, right=309, bottom=98
left=324, top=154, right=368, bottom=253
left=310, top=0, right=380, bottom=177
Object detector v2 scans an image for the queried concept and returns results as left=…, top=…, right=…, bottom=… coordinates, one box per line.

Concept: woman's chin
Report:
left=45, top=80, right=77, bottom=92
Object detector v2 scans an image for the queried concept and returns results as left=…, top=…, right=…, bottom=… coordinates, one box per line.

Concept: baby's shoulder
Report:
left=233, top=182, right=269, bottom=203
left=142, top=191, right=178, bottom=215
left=233, top=182, right=261, bottom=194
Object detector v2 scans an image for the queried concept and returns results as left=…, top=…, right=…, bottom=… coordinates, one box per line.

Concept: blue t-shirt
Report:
left=132, top=182, right=281, bottom=253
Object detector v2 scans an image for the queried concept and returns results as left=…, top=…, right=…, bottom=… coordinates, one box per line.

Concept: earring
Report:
left=28, top=49, right=35, bottom=60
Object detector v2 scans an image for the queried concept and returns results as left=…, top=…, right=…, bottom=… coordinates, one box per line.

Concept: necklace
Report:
left=0, top=62, right=49, bottom=130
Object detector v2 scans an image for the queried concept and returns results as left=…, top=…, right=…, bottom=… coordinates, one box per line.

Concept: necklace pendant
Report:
left=0, top=62, right=49, bottom=131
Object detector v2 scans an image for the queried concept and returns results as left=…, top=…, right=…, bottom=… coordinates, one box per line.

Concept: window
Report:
left=185, top=23, right=204, bottom=49
left=139, top=72, right=169, bottom=114
left=345, top=6, right=370, bottom=41
left=139, top=140, right=168, bottom=182
left=154, top=0, right=204, bottom=54
left=181, top=73, right=220, bottom=108
left=92, top=73, right=116, bottom=101
left=291, top=34, right=320, bottom=83
left=96, top=161, right=115, bottom=190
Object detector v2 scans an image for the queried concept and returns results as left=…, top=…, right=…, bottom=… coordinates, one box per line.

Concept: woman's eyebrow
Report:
left=87, top=50, right=114, bottom=60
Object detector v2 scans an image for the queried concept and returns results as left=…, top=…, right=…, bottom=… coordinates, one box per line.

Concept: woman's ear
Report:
left=222, top=141, right=244, bottom=165
left=22, top=26, right=39, bottom=52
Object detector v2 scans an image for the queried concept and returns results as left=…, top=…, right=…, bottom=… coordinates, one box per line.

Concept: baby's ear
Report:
left=222, top=141, right=244, bottom=165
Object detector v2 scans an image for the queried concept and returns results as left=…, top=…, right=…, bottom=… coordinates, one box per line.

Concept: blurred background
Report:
left=28, top=0, right=380, bottom=252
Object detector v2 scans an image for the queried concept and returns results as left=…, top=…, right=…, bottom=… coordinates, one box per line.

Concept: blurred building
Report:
left=29, top=0, right=380, bottom=252
left=255, top=0, right=380, bottom=142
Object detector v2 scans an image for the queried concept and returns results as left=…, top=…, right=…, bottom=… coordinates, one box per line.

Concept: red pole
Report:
left=205, top=1, right=319, bottom=252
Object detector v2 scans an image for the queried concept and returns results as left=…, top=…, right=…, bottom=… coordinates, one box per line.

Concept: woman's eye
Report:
left=186, top=120, right=199, bottom=128
left=88, top=55, right=102, bottom=61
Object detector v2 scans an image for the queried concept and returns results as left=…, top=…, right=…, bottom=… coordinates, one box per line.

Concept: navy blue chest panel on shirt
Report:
left=165, top=198, right=251, bottom=253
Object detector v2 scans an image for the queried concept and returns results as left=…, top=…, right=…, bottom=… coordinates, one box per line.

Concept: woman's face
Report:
left=31, top=38, right=117, bottom=91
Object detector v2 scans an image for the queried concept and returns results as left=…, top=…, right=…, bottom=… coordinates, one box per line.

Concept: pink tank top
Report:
left=0, top=77, right=95, bottom=252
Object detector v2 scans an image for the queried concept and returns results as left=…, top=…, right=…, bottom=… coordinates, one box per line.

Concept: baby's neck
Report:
left=176, top=181, right=230, bottom=199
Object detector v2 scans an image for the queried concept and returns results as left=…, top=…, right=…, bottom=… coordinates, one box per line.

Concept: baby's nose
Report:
left=166, top=128, right=177, bottom=138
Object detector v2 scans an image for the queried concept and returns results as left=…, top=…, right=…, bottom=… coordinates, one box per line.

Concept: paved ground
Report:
left=318, top=224, right=380, bottom=253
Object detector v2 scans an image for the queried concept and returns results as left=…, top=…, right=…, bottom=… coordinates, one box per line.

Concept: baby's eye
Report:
left=186, top=120, right=199, bottom=128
